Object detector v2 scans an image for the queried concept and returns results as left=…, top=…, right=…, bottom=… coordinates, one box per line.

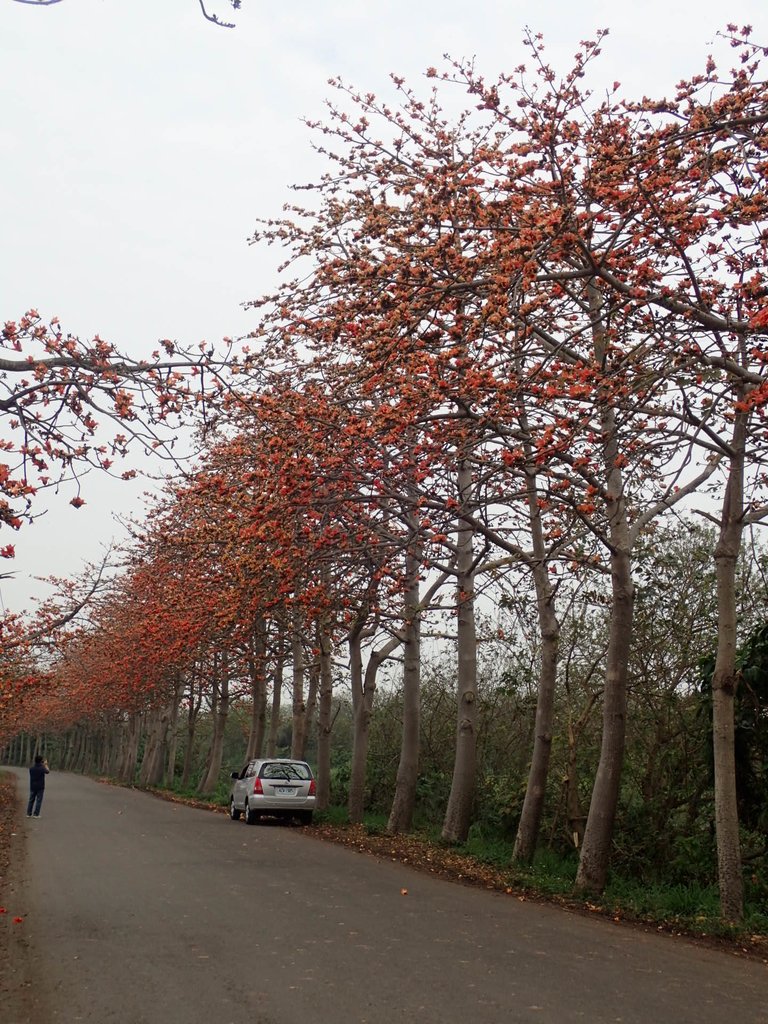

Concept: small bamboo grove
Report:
left=1, top=29, right=768, bottom=925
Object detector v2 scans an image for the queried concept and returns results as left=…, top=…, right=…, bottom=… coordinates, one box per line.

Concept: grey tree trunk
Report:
left=245, top=617, right=268, bottom=761
left=118, top=712, right=142, bottom=783
left=199, top=653, right=230, bottom=795
left=316, top=619, right=334, bottom=811
left=569, top=280, right=719, bottom=890
left=348, top=619, right=401, bottom=824
left=164, top=683, right=182, bottom=789
left=267, top=652, right=284, bottom=757
left=512, top=459, right=560, bottom=863
left=574, top=493, right=634, bottom=892
left=347, top=622, right=369, bottom=823
left=180, top=676, right=202, bottom=789
left=300, top=656, right=320, bottom=761
left=575, top=285, right=634, bottom=892
left=387, top=543, right=422, bottom=834
left=138, top=706, right=169, bottom=787
left=442, top=458, right=478, bottom=844
left=711, top=419, right=746, bottom=922
left=573, top=284, right=634, bottom=892
left=290, top=616, right=306, bottom=760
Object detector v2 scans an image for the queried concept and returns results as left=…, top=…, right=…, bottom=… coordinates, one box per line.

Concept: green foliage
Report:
left=604, top=876, right=722, bottom=923
left=666, top=828, right=718, bottom=887
left=699, top=618, right=768, bottom=832
left=734, top=623, right=768, bottom=831
left=744, top=861, right=768, bottom=919
left=149, top=774, right=233, bottom=806
left=328, top=749, right=351, bottom=807
left=414, top=770, right=452, bottom=824
left=363, top=814, right=391, bottom=836
left=463, top=825, right=515, bottom=868
left=469, top=774, right=526, bottom=836
left=312, top=804, right=349, bottom=827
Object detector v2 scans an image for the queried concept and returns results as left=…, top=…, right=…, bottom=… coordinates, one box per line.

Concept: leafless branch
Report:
left=198, top=0, right=236, bottom=28
left=10, top=0, right=240, bottom=27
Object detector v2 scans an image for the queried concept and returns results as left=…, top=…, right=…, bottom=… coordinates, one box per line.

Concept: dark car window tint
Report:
left=260, top=762, right=311, bottom=781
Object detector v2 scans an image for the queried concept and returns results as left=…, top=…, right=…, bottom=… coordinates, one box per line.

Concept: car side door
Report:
left=233, top=762, right=252, bottom=808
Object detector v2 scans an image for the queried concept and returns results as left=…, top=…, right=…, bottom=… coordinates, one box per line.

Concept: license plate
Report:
left=276, top=787, right=293, bottom=795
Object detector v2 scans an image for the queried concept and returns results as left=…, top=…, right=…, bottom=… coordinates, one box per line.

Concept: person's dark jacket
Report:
left=29, top=763, right=48, bottom=792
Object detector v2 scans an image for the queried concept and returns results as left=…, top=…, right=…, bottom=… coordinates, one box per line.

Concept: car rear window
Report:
left=260, top=762, right=312, bottom=781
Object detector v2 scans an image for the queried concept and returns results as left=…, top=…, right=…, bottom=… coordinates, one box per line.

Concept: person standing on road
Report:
left=27, top=754, right=50, bottom=818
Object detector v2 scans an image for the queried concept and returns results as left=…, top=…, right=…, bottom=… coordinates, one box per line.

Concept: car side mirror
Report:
left=230, top=772, right=239, bottom=779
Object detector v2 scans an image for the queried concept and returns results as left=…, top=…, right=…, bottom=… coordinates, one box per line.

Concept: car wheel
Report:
left=244, top=801, right=258, bottom=825
left=229, top=797, right=241, bottom=821
left=298, top=811, right=313, bottom=826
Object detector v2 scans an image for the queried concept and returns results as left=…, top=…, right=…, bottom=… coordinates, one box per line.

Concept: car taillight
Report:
left=253, top=777, right=263, bottom=795
left=308, top=779, right=316, bottom=796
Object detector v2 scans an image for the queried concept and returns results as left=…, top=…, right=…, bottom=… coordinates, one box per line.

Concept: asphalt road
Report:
left=2, top=769, right=766, bottom=1024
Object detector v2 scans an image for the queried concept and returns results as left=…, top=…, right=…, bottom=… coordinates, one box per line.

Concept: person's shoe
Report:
left=26, top=813, right=32, bottom=817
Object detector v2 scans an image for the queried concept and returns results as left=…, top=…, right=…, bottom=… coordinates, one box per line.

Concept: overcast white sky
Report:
left=1, top=0, right=765, bottom=612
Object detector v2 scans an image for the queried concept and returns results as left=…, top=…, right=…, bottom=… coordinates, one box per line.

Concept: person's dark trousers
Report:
left=27, top=790, right=44, bottom=817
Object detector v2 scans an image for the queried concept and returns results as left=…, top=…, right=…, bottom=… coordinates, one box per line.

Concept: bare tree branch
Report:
left=198, top=0, right=236, bottom=28
left=10, top=0, right=241, bottom=27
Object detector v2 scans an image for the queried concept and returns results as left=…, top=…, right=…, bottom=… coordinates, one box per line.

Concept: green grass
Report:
left=312, top=804, right=349, bottom=827
left=148, top=777, right=232, bottom=807
left=453, top=826, right=767, bottom=940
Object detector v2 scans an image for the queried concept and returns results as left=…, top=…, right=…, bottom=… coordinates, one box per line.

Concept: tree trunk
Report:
left=164, top=688, right=181, bottom=789
left=711, top=426, right=746, bottom=921
left=388, top=542, right=422, bottom=833
left=290, top=615, right=306, bottom=760
left=64, top=730, right=76, bottom=772
left=267, top=652, right=284, bottom=757
left=118, top=713, right=142, bottom=783
left=245, top=617, right=268, bottom=761
left=316, top=619, right=334, bottom=811
left=199, top=652, right=230, bottom=795
left=347, top=623, right=370, bottom=824
left=574, top=282, right=635, bottom=893
left=138, top=706, right=167, bottom=786
left=574, top=530, right=633, bottom=893
left=442, top=458, right=478, bottom=843
left=575, top=420, right=633, bottom=890
left=181, top=675, right=202, bottom=789
left=348, top=621, right=401, bottom=824
left=300, top=654, right=319, bottom=761
left=512, top=459, right=560, bottom=863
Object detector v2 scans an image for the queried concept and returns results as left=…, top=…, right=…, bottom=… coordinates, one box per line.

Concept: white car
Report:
left=229, top=758, right=316, bottom=825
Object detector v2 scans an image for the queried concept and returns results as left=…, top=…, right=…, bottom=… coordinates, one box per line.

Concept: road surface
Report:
left=2, top=769, right=765, bottom=1024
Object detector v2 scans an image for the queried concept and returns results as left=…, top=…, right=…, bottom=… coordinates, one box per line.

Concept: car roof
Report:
left=249, top=757, right=308, bottom=764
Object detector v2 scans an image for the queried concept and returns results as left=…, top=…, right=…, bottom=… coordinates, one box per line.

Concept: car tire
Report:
left=298, top=811, right=313, bottom=826
left=229, top=798, right=241, bottom=821
left=244, top=801, right=259, bottom=825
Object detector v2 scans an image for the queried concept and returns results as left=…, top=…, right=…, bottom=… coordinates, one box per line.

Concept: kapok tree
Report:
left=216, top=375, right=427, bottom=819
left=0, top=311, right=229, bottom=551
left=245, top=70, right=552, bottom=842
left=449, top=27, right=768, bottom=917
